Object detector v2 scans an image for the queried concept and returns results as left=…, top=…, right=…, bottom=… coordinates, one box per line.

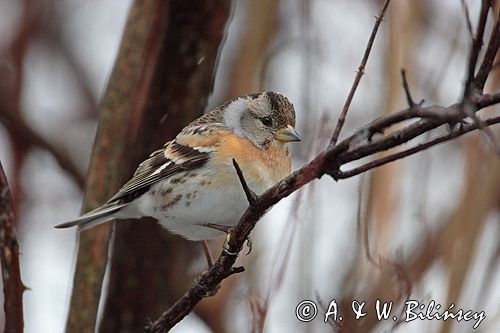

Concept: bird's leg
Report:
left=203, top=223, right=231, bottom=233
left=195, top=240, right=217, bottom=296
left=200, top=240, right=214, bottom=267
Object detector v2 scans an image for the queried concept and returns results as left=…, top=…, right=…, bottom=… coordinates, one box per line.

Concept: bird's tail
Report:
left=55, top=203, right=128, bottom=230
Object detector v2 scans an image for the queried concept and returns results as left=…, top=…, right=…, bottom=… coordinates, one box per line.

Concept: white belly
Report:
left=122, top=169, right=269, bottom=241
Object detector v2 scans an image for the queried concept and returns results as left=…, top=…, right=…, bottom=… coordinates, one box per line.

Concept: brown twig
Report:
left=145, top=265, right=245, bottom=332
left=0, top=161, right=24, bottom=333
left=330, top=0, right=392, bottom=145
left=460, top=6, right=500, bottom=154
left=463, top=0, right=489, bottom=98
left=334, top=93, right=500, bottom=168
left=336, top=115, right=500, bottom=179
left=475, top=8, right=500, bottom=90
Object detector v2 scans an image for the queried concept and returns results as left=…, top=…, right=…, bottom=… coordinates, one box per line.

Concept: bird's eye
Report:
left=260, top=116, right=273, bottom=126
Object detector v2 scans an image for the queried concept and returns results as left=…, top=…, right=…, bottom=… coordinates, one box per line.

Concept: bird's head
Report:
left=222, top=91, right=301, bottom=148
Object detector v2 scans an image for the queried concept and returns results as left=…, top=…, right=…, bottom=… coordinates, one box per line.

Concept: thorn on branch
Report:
left=367, top=128, right=384, bottom=142
left=401, top=69, right=423, bottom=107
left=373, top=15, right=386, bottom=23
left=232, top=159, right=258, bottom=206
left=230, top=266, right=245, bottom=275
left=325, top=166, right=342, bottom=181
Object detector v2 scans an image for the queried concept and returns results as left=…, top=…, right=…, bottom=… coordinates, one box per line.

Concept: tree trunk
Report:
left=98, top=1, right=231, bottom=332
left=65, top=1, right=230, bottom=332
left=0, top=161, right=24, bottom=333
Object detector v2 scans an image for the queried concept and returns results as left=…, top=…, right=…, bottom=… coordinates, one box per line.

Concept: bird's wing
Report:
left=108, top=124, right=226, bottom=202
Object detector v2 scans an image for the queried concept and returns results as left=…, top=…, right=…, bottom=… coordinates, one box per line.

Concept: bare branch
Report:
left=475, top=8, right=500, bottom=90
left=460, top=4, right=500, bottom=155
left=471, top=91, right=500, bottom=108
left=145, top=261, right=245, bottom=332
left=463, top=0, right=490, bottom=98
left=337, top=115, right=500, bottom=179
left=330, top=0, right=392, bottom=144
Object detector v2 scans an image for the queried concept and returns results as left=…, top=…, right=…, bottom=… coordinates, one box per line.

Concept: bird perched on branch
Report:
left=56, top=91, right=300, bottom=264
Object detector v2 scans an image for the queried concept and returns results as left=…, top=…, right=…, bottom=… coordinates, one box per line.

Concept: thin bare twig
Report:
left=401, top=69, right=423, bottom=107
left=455, top=3, right=500, bottom=155
left=463, top=0, right=490, bottom=98
left=475, top=8, right=500, bottom=90
left=330, top=0, right=392, bottom=144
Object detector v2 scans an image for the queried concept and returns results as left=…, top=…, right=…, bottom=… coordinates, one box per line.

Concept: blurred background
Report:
left=0, top=0, right=499, bottom=332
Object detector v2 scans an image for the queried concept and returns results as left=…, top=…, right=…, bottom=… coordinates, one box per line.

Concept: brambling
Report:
left=56, top=91, right=300, bottom=261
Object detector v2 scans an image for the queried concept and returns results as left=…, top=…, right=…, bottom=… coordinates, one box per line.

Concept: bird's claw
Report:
left=223, top=230, right=239, bottom=256
left=245, top=236, right=252, bottom=255
left=222, top=229, right=252, bottom=256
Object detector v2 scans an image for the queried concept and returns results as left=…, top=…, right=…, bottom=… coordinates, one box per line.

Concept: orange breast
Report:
left=214, top=133, right=291, bottom=192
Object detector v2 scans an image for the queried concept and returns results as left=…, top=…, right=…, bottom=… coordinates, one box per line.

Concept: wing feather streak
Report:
left=109, top=140, right=209, bottom=202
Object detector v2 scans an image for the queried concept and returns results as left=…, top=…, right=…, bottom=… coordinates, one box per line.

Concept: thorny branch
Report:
left=0, top=0, right=86, bottom=189
left=0, top=161, right=24, bottom=333
left=330, top=0, right=392, bottom=145
left=146, top=2, right=500, bottom=332
left=460, top=0, right=500, bottom=155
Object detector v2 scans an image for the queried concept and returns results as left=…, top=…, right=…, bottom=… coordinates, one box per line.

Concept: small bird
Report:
left=56, top=91, right=300, bottom=263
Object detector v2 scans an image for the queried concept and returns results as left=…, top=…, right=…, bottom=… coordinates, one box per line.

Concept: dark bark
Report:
left=98, top=1, right=231, bottom=333
left=0, top=161, right=24, bottom=333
